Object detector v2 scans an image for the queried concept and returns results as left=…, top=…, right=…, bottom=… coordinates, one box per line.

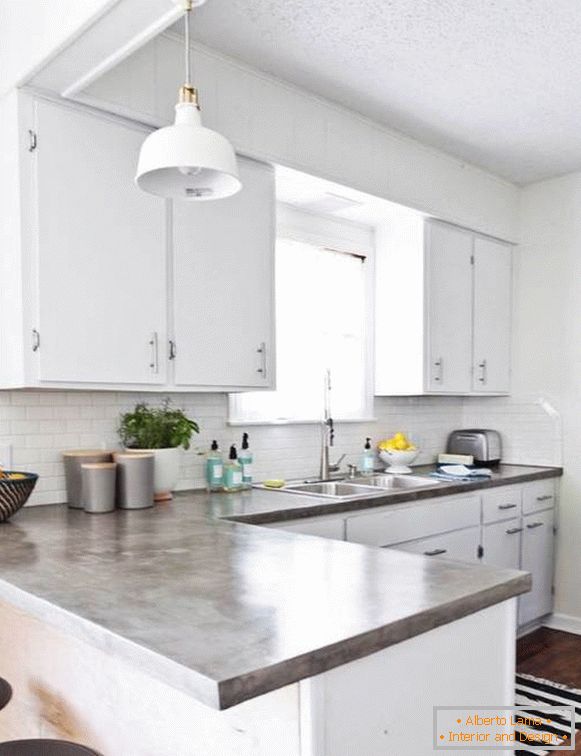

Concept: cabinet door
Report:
left=34, top=100, right=167, bottom=385
left=481, top=519, right=522, bottom=570
left=390, top=526, right=481, bottom=563
left=482, top=486, right=522, bottom=524
left=522, top=479, right=556, bottom=515
left=172, top=157, right=275, bottom=388
left=345, top=495, right=480, bottom=547
left=472, top=237, right=512, bottom=393
left=519, top=510, right=555, bottom=626
left=425, top=221, right=473, bottom=392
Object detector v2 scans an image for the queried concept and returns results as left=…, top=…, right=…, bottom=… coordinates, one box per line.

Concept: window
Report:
left=229, top=207, right=373, bottom=424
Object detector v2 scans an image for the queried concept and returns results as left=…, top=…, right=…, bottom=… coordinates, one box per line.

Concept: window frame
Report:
left=228, top=204, right=376, bottom=426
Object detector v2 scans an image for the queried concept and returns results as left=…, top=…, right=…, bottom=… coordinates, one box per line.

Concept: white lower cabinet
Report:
left=519, top=509, right=555, bottom=626
left=481, top=518, right=522, bottom=571
left=387, top=526, right=481, bottom=563
left=481, top=482, right=556, bottom=626
left=266, top=478, right=558, bottom=629
left=344, top=494, right=480, bottom=547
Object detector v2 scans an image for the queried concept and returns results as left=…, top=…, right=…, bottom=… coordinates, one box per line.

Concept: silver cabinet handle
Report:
left=169, top=340, right=177, bottom=361
left=433, top=357, right=444, bottom=383
left=506, top=527, right=523, bottom=535
left=31, top=329, right=40, bottom=352
left=527, top=521, right=544, bottom=529
left=536, top=495, right=553, bottom=502
left=498, top=503, right=517, bottom=510
left=257, top=342, right=267, bottom=380
left=478, top=359, right=487, bottom=384
left=424, top=548, right=447, bottom=556
left=149, top=332, right=159, bottom=374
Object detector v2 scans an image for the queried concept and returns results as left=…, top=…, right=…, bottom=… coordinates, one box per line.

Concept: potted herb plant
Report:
left=118, top=399, right=199, bottom=501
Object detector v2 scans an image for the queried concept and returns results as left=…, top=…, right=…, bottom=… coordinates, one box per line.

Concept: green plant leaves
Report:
left=118, top=399, right=200, bottom=450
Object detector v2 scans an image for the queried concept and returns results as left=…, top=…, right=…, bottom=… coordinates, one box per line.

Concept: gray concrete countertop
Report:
left=0, top=464, right=559, bottom=709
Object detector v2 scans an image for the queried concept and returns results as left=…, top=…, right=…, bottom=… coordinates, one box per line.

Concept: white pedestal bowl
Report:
left=379, top=449, right=419, bottom=474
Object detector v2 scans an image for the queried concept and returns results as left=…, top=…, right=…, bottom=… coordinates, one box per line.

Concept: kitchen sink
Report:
left=365, top=474, right=441, bottom=490
left=283, top=481, right=380, bottom=498
left=259, top=474, right=443, bottom=500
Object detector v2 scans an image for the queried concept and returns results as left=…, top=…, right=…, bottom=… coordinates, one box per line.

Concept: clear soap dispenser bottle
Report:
left=359, top=437, right=374, bottom=477
left=223, top=445, right=243, bottom=492
left=238, top=433, right=253, bottom=489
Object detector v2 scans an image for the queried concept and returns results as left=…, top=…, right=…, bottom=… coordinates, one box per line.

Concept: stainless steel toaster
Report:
left=446, top=429, right=502, bottom=465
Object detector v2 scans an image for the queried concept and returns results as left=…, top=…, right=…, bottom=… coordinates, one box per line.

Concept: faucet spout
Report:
left=320, top=370, right=333, bottom=480
left=319, top=416, right=333, bottom=480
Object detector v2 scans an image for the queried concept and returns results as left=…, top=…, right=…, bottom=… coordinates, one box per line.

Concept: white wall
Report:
left=79, top=33, right=519, bottom=242
left=514, top=172, right=581, bottom=621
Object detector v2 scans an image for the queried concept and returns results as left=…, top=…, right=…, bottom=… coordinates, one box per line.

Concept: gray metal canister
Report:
left=114, top=453, right=155, bottom=509
left=63, top=450, right=114, bottom=508
left=81, top=463, right=117, bottom=514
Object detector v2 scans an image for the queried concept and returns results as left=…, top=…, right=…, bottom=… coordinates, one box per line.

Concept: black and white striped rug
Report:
left=515, top=673, right=581, bottom=754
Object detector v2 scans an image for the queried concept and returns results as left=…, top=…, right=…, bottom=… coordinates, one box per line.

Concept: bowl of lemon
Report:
left=0, top=469, right=38, bottom=522
left=378, top=433, right=419, bottom=474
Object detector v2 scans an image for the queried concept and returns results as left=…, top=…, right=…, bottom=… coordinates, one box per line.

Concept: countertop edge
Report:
left=0, top=578, right=221, bottom=710
left=0, top=563, right=531, bottom=711
left=217, top=570, right=531, bottom=709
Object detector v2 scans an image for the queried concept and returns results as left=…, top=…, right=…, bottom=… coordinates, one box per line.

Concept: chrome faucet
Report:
left=319, top=370, right=345, bottom=480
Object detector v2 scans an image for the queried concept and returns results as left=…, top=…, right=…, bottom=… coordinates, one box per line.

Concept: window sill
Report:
left=227, top=417, right=378, bottom=427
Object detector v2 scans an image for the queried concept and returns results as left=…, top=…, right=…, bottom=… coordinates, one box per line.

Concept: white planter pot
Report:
left=125, top=447, right=181, bottom=501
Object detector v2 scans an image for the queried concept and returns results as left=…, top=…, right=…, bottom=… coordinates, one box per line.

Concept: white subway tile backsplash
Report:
left=0, top=389, right=562, bottom=507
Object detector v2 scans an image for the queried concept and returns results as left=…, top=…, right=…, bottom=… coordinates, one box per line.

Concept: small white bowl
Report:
left=379, top=449, right=419, bottom=474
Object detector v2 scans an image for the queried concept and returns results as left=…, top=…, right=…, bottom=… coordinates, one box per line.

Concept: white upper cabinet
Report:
left=172, top=158, right=275, bottom=389
left=33, top=99, right=167, bottom=386
left=472, top=237, right=512, bottom=393
left=0, top=94, right=275, bottom=392
left=375, top=214, right=513, bottom=396
left=425, top=222, right=473, bottom=393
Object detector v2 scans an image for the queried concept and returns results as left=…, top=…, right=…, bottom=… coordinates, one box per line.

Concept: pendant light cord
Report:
left=184, top=1, right=192, bottom=87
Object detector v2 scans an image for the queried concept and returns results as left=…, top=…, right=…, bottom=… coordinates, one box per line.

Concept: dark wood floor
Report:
left=517, top=628, right=581, bottom=755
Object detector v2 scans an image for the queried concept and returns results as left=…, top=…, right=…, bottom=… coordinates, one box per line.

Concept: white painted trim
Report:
left=162, top=33, right=517, bottom=193
left=61, top=6, right=184, bottom=98
left=543, top=613, right=581, bottom=636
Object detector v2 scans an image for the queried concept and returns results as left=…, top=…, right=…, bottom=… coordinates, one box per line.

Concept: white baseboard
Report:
left=543, top=613, right=581, bottom=636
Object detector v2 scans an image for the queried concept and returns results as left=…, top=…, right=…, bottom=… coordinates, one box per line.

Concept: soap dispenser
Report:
left=238, top=433, right=253, bottom=489
left=223, top=445, right=243, bottom=492
left=205, top=440, right=223, bottom=492
left=358, top=437, right=374, bottom=477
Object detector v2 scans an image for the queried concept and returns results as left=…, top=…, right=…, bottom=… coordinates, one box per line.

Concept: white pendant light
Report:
left=135, top=0, right=241, bottom=201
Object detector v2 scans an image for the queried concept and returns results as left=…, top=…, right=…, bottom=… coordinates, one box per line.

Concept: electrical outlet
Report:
left=0, top=444, right=13, bottom=470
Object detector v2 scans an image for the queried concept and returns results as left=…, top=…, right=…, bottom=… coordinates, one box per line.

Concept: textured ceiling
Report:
left=174, top=0, right=581, bottom=185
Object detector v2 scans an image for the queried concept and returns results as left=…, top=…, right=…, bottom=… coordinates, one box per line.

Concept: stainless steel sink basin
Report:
left=256, top=473, right=443, bottom=500
left=365, top=474, right=440, bottom=490
left=283, top=481, right=380, bottom=498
